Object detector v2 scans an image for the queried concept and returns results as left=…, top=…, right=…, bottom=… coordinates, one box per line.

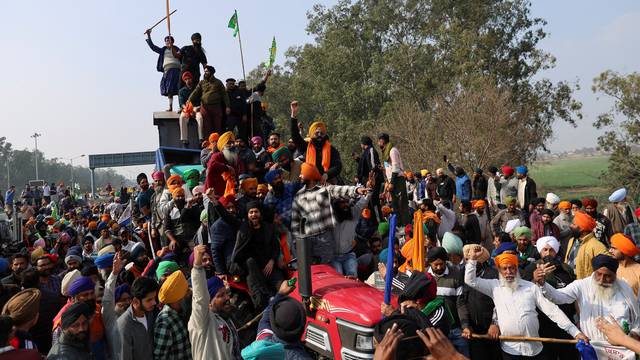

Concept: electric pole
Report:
left=30, top=133, right=41, bottom=180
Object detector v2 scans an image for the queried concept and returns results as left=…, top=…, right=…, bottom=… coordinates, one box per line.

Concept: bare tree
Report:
left=374, top=81, right=542, bottom=173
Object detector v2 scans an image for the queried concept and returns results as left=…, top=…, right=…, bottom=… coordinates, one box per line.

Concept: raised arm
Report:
left=189, top=245, right=211, bottom=327
left=464, top=250, right=497, bottom=297
left=541, top=281, right=580, bottom=305
left=289, top=101, right=307, bottom=152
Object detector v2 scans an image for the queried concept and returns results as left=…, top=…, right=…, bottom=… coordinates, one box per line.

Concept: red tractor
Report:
left=284, top=235, right=394, bottom=359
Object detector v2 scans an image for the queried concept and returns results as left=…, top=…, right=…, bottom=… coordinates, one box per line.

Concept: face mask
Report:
left=175, top=199, right=186, bottom=208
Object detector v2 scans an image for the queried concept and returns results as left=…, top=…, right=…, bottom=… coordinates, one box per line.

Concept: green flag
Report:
left=265, top=36, right=277, bottom=69
left=228, top=10, right=239, bottom=37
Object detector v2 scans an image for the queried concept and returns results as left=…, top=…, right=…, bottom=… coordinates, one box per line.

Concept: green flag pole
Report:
left=234, top=10, right=247, bottom=81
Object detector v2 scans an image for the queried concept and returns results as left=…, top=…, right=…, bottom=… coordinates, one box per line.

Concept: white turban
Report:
left=546, top=193, right=560, bottom=205
left=504, top=219, right=521, bottom=234
left=536, top=236, right=560, bottom=255
left=609, top=188, right=627, bottom=203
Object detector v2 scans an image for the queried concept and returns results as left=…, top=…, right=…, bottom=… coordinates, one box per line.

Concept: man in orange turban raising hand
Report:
left=465, top=244, right=588, bottom=359
left=289, top=101, right=342, bottom=184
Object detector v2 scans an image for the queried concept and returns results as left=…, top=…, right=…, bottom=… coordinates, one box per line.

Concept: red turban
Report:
left=181, top=71, right=193, bottom=81
left=218, top=195, right=236, bottom=208
left=611, top=233, right=639, bottom=258
left=501, top=166, right=515, bottom=177
left=301, top=162, right=322, bottom=181
left=573, top=211, right=596, bottom=233
left=494, top=253, right=518, bottom=268
left=582, top=198, right=598, bottom=209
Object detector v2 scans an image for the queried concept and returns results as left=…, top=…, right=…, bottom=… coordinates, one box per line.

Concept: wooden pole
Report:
left=166, top=0, right=171, bottom=35
left=471, top=334, right=578, bottom=344
left=144, top=10, right=177, bottom=34
left=235, top=10, right=247, bottom=81
left=401, top=334, right=578, bottom=345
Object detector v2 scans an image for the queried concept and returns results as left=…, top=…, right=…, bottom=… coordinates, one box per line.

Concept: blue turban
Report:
left=378, top=248, right=390, bottom=264
left=207, top=276, right=224, bottom=299
left=115, top=284, right=130, bottom=301
left=97, top=221, right=108, bottom=231
left=609, top=188, right=627, bottom=203
left=68, top=276, right=95, bottom=297
left=95, top=253, right=114, bottom=270
left=592, top=254, right=618, bottom=273
left=442, top=232, right=463, bottom=255
left=516, top=166, right=528, bottom=175
left=264, top=169, right=283, bottom=185
left=495, top=241, right=517, bottom=256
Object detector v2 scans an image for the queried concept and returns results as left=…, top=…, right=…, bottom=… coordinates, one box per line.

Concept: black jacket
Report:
left=522, top=177, right=538, bottom=210
left=437, top=175, right=456, bottom=202
left=459, top=213, right=482, bottom=245
left=231, top=221, right=280, bottom=274
left=357, top=146, right=382, bottom=184
left=290, top=117, right=343, bottom=181
left=472, top=175, right=488, bottom=200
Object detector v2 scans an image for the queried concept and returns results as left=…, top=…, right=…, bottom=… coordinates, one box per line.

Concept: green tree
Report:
left=257, top=0, right=581, bottom=179
left=592, top=70, right=640, bottom=196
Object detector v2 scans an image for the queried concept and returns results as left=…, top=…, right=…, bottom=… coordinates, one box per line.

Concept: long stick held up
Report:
left=144, top=9, right=177, bottom=34
left=166, top=0, right=171, bottom=35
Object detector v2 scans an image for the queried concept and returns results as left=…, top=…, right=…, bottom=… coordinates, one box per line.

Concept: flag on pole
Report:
left=117, top=202, right=132, bottom=226
left=228, top=10, right=239, bottom=37
left=265, top=36, right=277, bottom=69
left=51, top=201, right=59, bottom=221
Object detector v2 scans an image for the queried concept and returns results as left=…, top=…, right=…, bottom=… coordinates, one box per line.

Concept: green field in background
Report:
left=531, top=156, right=609, bottom=201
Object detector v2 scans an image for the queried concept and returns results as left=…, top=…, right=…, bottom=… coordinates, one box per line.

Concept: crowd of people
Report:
left=0, top=30, right=639, bottom=360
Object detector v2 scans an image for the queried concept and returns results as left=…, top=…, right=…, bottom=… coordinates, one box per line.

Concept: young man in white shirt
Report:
left=465, top=245, right=587, bottom=359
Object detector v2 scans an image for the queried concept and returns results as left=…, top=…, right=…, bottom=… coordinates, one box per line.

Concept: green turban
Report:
left=156, top=260, right=179, bottom=280
left=504, top=196, right=516, bottom=205
left=271, top=147, right=291, bottom=162
left=442, top=232, right=463, bottom=255
left=513, top=226, right=532, bottom=240
left=182, top=169, right=201, bottom=189
left=377, top=222, right=390, bottom=236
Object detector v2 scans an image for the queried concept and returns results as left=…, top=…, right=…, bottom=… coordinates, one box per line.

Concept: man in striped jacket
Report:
left=291, top=163, right=369, bottom=264
left=427, top=246, right=470, bottom=358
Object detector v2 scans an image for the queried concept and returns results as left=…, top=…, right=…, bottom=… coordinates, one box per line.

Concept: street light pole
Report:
left=30, top=133, right=42, bottom=180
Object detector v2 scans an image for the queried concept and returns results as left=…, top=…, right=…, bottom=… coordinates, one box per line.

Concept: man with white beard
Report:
left=533, top=254, right=640, bottom=344
left=204, top=131, right=242, bottom=199
left=465, top=245, right=587, bottom=359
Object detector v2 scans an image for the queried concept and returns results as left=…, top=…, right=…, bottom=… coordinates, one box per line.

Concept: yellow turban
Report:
left=494, top=253, right=518, bottom=268
left=217, top=131, right=236, bottom=151
left=158, top=270, right=188, bottom=304
left=171, top=187, right=185, bottom=198
left=420, top=169, right=429, bottom=177
left=307, top=121, right=327, bottom=138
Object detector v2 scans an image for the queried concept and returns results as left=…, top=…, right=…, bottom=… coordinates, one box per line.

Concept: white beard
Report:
left=223, top=148, right=238, bottom=164
left=499, top=273, right=521, bottom=291
left=592, top=278, right=616, bottom=302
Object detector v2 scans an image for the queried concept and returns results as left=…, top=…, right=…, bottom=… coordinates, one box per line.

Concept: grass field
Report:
left=530, top=156, right=610, bottom=201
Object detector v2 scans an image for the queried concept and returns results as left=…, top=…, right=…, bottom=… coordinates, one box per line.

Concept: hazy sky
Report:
left=2, top=0, right=639, bottom=180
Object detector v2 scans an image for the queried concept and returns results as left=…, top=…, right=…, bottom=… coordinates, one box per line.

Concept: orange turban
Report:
left=240, top=178, right=258, bottom=192
left=87, top=221, right=97, bottom=230
left=494, top=253, right=518, bottom=268
left=381, top=205, right=393, bottom=217
left=611, top=233, right=640, bottom=257
left=100, top=214, right=110, bottom=222
left=167, top=175, right=183, bottom=191
left=217, top=131, right=235, bottom=151
left=473, top=200, right=486, bottom=209
left=558, top=201, right=572, bottom=210
left=361, top=208, right=371, bottom=219
left=208, top=132, right=220, bottom=150
left=171, top=187, right=185, bottom=198
left=307, top=121, right=327, bottom=138
left=301, top=162, right=321, bottom=181
left=404, top=171, right=414, bottom=179
left=573, top=211, right=596, bottom=233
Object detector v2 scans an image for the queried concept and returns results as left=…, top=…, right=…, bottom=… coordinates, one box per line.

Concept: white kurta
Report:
left=465, top=261, right=580, bottom=356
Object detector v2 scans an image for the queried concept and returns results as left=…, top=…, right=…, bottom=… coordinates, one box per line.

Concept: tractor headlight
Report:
left=355, top=334, right=373, bottom=351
